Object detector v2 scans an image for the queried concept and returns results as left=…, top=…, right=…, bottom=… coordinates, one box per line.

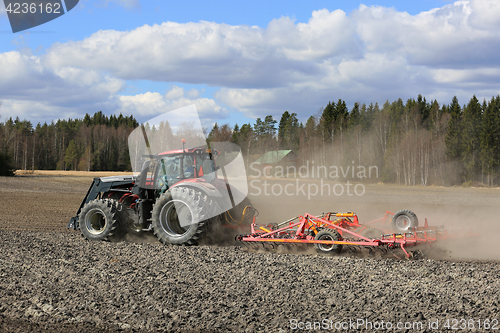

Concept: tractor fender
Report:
left=172, top=181, right=225, bottom=218
left=177, top=179, right=249, bottom=215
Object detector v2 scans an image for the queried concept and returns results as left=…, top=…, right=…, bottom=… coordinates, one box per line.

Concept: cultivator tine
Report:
left=264, top=242, right=275, bottom=251
left=363, top=246, right=373, bottom=252
left=346, top=246, right=356, bottom=253
left=390, top=250, right=403, bottom=260
left=235, top=235, right=245, bottom=246
left=410, top=250, right=424, bottom=260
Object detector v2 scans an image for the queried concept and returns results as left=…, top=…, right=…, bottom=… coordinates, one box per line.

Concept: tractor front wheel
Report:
left=314, top=229, right=342, bottom=254
left=152, top=187, right=210, bottom=245
left=79, top=199, right=121, bottom=241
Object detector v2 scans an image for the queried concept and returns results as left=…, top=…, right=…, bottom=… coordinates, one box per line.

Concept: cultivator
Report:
left=236, top=210, right=467, bottom=259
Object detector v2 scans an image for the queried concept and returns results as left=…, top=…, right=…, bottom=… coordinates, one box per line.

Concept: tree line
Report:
left=0, top=111, right=138, bottom=175
left=208, top=95, right=500, bottom=186
left=1, top=94, right=499, bottom=186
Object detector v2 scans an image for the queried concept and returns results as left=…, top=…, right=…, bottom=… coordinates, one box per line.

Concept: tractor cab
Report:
left=137, top=147, right=221, bottom=193
left=156, top=148, right=219, bottom=187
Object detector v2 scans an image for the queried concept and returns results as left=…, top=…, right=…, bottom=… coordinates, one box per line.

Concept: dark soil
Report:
left=1, top=230, right=500, bottom=332
left=1, top=175, right=500, bottom=332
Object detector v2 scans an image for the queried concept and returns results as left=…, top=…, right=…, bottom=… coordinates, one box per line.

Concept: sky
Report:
left=1, top=0, right=500, bottom=129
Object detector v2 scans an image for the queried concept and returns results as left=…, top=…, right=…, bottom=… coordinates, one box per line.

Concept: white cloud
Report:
left=0, top=99, right=81, bottom=124
left=265, top=9, right=360, bottom=61
left=215, top=88, right=276, bottom=113
left=164, top=86, right=184, bottom=100
left=353, top=2, right=500, bottom=68
left=468, top=0, right=500, bottom=30
left=0, top=51, right=227, bottom=125
left=43, top=12, right=360, bottom=88
left=0, top=51, right=125, bottom=124
left=117, top=85, right=228, bottom=125
left=118, top=92, right=166, bottom=116
left=186, top=88, right=201, bottom=99
left=431, top=67, right=500, bottom=86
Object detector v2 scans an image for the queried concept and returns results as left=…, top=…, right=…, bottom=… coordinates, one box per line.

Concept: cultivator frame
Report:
left=236, top=211, right=462, bottom=259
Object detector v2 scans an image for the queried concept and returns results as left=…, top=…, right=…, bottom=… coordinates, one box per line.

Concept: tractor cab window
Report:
left=196, top=153, right=216, bottom=182
left=159, top=156, right=181, bottom=186
left=159, top=154, right=196, bottom=186
left=183, top=155, right=195, bottom=179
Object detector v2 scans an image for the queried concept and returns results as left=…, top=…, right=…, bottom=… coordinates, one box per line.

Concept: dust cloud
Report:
left=115, top=175, right=500, bottom=261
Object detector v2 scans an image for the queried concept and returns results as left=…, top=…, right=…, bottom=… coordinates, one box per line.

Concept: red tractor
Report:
left=68, top=147, right=253, bottom=245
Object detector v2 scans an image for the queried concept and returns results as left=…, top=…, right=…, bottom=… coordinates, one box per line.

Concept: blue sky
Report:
left=1, top=0, right=499, bottom=129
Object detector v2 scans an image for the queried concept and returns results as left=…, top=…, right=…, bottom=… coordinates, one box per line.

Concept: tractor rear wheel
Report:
left=391, top=210, right=418, bottom=233
left=152, top=187, right=210, bottom=245
left=314, top=229, right=342, bottom=254
left=79, top=199, right=121, bottom=241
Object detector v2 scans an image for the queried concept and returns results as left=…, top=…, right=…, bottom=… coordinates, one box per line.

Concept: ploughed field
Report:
left=0, top=173, right=499, bottom=332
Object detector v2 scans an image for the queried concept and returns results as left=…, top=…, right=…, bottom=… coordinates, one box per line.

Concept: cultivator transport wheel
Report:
left=359, top=227, right=384, bottom=239
left=391, top=210, right=418, bottom=233
left=152, top=187, right=210, bottom=245
left=314, top=229, right=343, bottom=254
left=79, top=199, right=122, bottom=241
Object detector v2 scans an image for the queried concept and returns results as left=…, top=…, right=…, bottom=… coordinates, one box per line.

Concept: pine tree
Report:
left=207, top=123, right=219, bottom=143
left=417, top=94, right=430, bottom=128
left=445, top=96, right=463, bottom=159
left=278, top=111, right=291, bottom=143
left=278, top=111, right=299, bottom=150
left=336, top=99, right=349, bottom=129
left=263, top=115, right=277, bottom=137
left=0, top=149, right=14, bottom=176
left=320, top=101, right=336, bottom=140
left=238, top=123, right=253, bottom=155
left=480, top=96, right=500, bottom=185
left=305, top=116, right=316, bottom=139
left=461, top=95, right=482, bottom=181
left=64, top=139, right=79, bottom=170
left=364, top=102, right=376, bottom=130
left=231, top=124, right=240, bottom=145
left=348, top=102, right=361, bottom=128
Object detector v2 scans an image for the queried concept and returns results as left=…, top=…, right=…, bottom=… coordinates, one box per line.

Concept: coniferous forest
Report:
left=0, top=111, right=138, bottom=175
left=1, top=94, right=500, bottom=186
